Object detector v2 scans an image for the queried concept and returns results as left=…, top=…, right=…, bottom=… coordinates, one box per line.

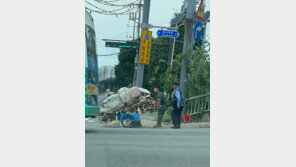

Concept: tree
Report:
left=114, top=48, right=136, bottom=88
left=162, top=46, right=210, bottom=97
left=142, top=25, right=185, bottom=93
left=112, top=8, right=210, bottom=98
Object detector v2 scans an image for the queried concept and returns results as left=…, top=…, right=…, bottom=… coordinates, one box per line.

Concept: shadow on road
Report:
left=85, top=129, right=101, bottom=134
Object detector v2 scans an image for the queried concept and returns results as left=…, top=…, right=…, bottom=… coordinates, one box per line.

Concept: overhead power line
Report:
left=85, top=0, right=140, bottom=16
left=93, top=0, right=140, bottom=7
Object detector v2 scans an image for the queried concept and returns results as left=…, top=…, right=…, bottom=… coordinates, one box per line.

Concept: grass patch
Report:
left=154, top=113, right=171, bottom=122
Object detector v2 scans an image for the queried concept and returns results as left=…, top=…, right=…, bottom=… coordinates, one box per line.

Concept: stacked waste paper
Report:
left=100, top=86, right=156, bottom=122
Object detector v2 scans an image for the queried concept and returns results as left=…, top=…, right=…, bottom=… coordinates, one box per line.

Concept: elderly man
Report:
left=171, top=82, right=185, bottom=129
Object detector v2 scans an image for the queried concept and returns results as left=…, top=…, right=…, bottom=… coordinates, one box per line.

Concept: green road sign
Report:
left=105, top=41, right=138, bottom=49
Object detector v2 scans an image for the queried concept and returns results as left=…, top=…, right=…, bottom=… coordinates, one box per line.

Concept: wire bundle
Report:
left=85, top=0, right=140, bottom=16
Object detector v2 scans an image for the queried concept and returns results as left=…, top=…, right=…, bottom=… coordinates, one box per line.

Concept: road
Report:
left=85, top=119, right=210, bottom=167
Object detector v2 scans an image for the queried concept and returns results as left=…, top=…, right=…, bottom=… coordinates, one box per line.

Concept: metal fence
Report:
left=186, top=93, right=210, bottom=115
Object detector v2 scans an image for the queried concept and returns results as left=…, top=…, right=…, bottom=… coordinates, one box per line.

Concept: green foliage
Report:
left=143, top=37, right=170, bottom=91
left=112, top=10, right=209, bottom=98
left=162, top=47, right=210, bottom=97
left=187, top=47, right=210, bottom=97
left=154, top=112, right=172, bottom=123
left=99, top=78, right=116, bottom=85
left=142, top=25, right=185, bottom=93
left=114, top=48, right=136, bottom=87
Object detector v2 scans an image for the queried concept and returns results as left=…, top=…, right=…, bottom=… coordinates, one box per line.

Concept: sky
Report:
left=87, top=0, right=210, bottom=67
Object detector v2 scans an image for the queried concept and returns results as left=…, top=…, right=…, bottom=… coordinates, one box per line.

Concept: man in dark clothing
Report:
left=171, top=82, right=185, bottom=129
left=153, top=86, right=169, bottom=128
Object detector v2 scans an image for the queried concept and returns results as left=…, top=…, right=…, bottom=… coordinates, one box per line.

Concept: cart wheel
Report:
left=121, top=114, right=135, bottom=128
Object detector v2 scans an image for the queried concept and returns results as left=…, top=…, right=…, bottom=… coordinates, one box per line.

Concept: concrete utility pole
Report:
left=179, top=0, right=197, bottom=113
left=135, top=0, right=151, bottom=88
left=132, top=0, right=142, bottom=86
left=202, top=0, right=207, bottom=46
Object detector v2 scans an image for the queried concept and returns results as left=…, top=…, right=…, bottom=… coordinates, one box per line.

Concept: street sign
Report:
left=194, top=21, right=203, bottom=42
left=196, top=0, right=204, bottom=21
left=157, top=30, right=179, bottom=38
left=105, top=41, right=138, bottom=49
left=139, top=29, right=152, bottom=65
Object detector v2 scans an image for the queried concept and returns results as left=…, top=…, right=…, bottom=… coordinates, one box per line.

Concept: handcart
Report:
left=119, top=111, right=142, bottom=128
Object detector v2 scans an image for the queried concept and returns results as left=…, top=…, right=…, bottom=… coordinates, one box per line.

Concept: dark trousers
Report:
left=171, top=106, right=183, bottom=127
left=157, top=107, right=166, bottom=124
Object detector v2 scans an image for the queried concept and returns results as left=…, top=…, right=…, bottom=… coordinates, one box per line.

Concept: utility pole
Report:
left=137, top=0, right=142, bottom=39
left=128, top=12, right=136, bottom=40
left=132, top=0, right=142, bottom=86
left=135, top=0, right=150, bottom=88
left=133, top=14, right=136, bottom=40
left=179, top=0, right=197, bottom=115
left=202, top=0, right=208, bottom=46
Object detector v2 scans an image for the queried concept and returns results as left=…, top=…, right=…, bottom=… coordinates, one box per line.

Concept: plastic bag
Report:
left=129, top=86, right=141, bottom=99
left=138, top=88, right=151, bottom=95
left=100, top=107, right=113, bottom=114
left=103, top=94, right=124, bottom=111
left=183, top=114, right=193, bottom=123
left=117, top=87, right=130, bottom=103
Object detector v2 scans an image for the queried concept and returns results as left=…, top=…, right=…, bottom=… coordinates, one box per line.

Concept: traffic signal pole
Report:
left=135, top=0, right=151, bottom=88
left=180, top=0, right=197, bottom=115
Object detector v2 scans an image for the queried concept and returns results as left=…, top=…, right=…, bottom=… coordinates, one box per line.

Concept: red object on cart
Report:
left=183, top=114, right=193, bottom=123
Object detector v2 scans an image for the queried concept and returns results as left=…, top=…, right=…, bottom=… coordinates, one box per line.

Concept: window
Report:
left=85, top=26, right=98, bottom=85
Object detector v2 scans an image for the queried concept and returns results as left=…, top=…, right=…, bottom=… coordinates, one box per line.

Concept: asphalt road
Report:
left=85, top=119, right=210, bottom=167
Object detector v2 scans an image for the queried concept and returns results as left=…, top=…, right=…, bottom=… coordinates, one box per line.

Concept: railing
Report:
left=186, top=93, right=210, bottom=115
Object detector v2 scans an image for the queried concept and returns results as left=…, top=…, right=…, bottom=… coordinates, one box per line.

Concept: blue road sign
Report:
left=194, top=21, right=203, bottom=42
left=157, top=30, right=179, bottom=38
left=145, top=32, right=150, bottom=40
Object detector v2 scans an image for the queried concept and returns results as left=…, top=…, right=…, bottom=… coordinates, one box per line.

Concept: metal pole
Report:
left=179, top=0, right=196, bottom=116
left=137, top=0, right=142, bottom=39
left=135, top=0, right=151, bottom=88
left=170, top=37, right=176, bottom=66
left=168, top=38, right=173, bottom=66
left=133, top=13, right=136, bottom=40
left=168, top=21, right=176, bottom=67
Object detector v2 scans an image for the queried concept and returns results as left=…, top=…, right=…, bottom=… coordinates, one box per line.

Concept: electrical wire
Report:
left=85, top=0, right=140, bottom=16
left=86, top=1, right=136, bottom=13
left=86, top=7, right=138, bottom=15
left=93, top=0, right=140, bottom=7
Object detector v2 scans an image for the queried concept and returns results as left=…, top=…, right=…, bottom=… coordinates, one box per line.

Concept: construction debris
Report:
left=100, top=87, right=156, bottom=122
